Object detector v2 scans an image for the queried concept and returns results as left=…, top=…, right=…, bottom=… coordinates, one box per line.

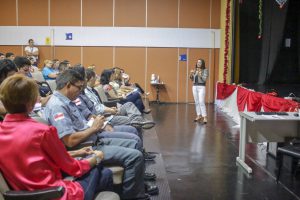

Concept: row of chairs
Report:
left=0, top=170, right=120, bottom=200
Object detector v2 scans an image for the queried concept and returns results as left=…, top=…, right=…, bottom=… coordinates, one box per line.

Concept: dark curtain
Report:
left=238, top=0, right=300, bottom=85
left=269, top=0, right=300, bottom=84
left=239, top=0, right=262, bottom=84
left=257, top=0, right=289, bottom=84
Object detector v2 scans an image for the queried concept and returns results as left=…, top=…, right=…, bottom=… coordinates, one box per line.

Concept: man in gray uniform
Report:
left=44, top=69, right=156, bottom=200
left=84, top=68, right=155, bottom=128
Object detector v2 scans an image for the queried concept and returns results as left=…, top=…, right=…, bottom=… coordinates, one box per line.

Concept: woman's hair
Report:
left=195, top=59, right=206, bottom=69
left=112, top=68, right=122, bottom=81
left=0, top=59, right=18, bottom=84
left=0, top=75, right=38, bottom=114
left=86, top=69, right=96, bottom=81
left=100, top=69, right=114, bottom=85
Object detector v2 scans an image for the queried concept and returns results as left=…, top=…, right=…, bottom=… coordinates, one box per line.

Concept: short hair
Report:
left=58, top=62, right=69, bottom=72
left=0, top=53, right=4, bottom=56
left=13, top=56, right=31, bottom=69
left=56, top=69, right=85, bottom=90
left=44, top=59, right=53, bottom=65
left=5, top=52, right=14, bottom=58
left=0, top=59, right=18, bottom=84
left=28, top=39, right=33, bottom=43
left=86, top=69, right=96, bottom=81
left=72, top=65, right=86, bottom=79
left=0, top=74, right=38, bottom=113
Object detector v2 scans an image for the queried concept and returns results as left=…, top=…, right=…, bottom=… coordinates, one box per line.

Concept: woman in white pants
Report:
left=190, top=59, right=209, bottom=123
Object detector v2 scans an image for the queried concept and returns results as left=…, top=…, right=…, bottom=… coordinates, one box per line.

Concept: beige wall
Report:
left=0, top=0, right=221, bottom=103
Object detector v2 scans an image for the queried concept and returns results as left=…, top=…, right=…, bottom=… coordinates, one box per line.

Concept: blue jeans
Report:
left=120, top=92, right=145, bottom=112
left=77, top=166, right=113, bottom=200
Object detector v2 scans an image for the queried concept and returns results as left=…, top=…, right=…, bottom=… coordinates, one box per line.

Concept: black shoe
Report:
left=144, top=151, right=156, bottom=161
left=143, top=109, right=152, bottom=114
left=130, top=121, right=155, bottom=130
left=144, top=172, right=156, bottom=181
left=145, top=183, right=159, bottom=196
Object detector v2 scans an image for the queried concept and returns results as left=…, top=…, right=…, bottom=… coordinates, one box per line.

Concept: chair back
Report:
left=31, top=71, right=46, bottom=82
left=94, top=85, right=108, bottom=102
left=0, top=172, right=9, bottom=200
left=46, top=80, right=57, bottom=92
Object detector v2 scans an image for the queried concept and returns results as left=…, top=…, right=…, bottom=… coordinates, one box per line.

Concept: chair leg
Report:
left=276, top=153, right=283, bottom=183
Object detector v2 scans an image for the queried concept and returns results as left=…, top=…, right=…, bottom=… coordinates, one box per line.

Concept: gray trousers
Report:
left=99, top=125, right=143, bottom=151
left=109, top=102, right=145, bottom=126
left=94, top=137, right=145, bottom=199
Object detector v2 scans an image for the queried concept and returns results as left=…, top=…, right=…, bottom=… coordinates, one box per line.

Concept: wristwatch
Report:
left=93, top=154, right=101, bottom=165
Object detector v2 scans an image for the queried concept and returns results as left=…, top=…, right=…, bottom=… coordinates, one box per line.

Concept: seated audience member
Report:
left=85, top=69, right=155, bottom=128
left=71, top=65, right=144, bottom=151
left=0, top=53, right=5, bottom=60
left=114, top=67, right=148, bottom=96
left=0, top=59, right=18, bottom=117
left=0, top=75, right=113, bottom=200
left=42, top=59, right=59, bottom=80
left=43, top=69, right=157, bottom=200
left=24, top=39, right=39, bottom=66
left=100, top=69, right=148, bottom=113
left=53, top=58, right=60, bottom=70
left=14, top=56, right=31, bottom=77
left=58, top=61, right=70, bottom=73
left=5, top=52, right=15, bottom=61
left=28, top=56, right=39, bottom=72
left=14, top=56, right=51, bottom=98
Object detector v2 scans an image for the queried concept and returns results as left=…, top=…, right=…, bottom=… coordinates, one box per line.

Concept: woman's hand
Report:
left=93, top=150, right=104, bottom=160
left=77, top=147, right=93, bottom=157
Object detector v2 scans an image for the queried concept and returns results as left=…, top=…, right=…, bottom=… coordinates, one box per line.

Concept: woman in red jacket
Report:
left=0, top=75, right=112, bottom=200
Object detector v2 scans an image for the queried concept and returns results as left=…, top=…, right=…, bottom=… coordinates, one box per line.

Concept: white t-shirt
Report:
left=24, top=46, right=39, bottom=62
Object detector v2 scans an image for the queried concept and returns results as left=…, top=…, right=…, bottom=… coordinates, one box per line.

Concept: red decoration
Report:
left=223, top=0, right=231, bottom=84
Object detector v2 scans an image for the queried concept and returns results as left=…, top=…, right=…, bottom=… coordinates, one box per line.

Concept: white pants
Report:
left=192, top=85, right=207, bottom=117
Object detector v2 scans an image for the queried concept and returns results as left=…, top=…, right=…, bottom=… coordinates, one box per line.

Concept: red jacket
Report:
left=0, top=113, right=91, bottom=200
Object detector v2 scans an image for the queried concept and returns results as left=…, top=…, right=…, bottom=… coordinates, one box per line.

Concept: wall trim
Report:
left=0, top=26, right=220, bottom=48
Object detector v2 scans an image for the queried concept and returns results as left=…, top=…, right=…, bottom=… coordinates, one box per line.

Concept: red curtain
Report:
left=247, top=91, right=263, bottom=111
left=237, top=87, right=263, bottom=112
left=237, top=87, right=249, bottom=111
left=216, top=83, right=237, bottom=100
left=261, top=94, right=299, bottom=112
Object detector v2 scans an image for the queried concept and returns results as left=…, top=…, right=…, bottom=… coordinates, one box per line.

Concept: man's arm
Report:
left=61, top=116, right=105, bottom=148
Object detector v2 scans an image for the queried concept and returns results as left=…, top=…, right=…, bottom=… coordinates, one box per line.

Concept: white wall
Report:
left=0, top=26, right=220, bottom=48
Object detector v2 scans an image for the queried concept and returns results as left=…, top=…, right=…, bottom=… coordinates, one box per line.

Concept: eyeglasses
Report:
left=70, top=83, right=84, bottom=91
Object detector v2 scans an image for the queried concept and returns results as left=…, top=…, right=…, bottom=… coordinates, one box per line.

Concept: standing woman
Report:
left=190, top=59, right=209, bottom=124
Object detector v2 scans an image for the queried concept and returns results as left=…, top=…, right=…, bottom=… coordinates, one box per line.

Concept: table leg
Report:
left=236, top=116, right=253, bottom=173
left=156, top=86, right=160, bottom=104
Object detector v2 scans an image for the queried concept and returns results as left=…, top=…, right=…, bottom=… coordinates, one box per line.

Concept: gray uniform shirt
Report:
left=44, top=91, right=94, bottom=141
